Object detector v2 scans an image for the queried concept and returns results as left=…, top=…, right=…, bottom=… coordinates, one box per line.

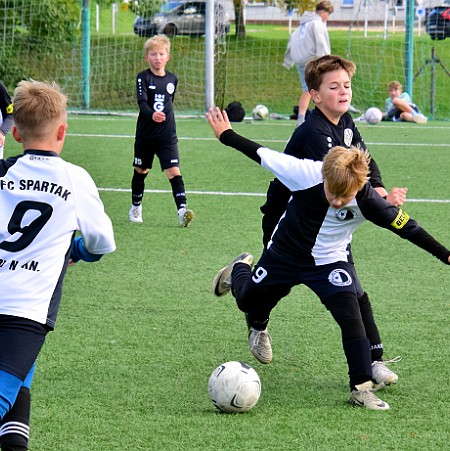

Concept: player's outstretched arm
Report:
left=206, top=107, right=262, bottom=164
left=206, top=107, right=232, bottom=139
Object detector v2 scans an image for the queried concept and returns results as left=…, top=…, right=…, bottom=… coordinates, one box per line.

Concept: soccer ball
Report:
left=252, top=104, right=269, bottom=121
left=364, top=107, right=383, bottom=124
left=208, top=361, right=261, bottom=413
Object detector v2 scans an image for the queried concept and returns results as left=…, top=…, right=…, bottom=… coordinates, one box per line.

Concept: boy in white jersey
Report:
left=0, top=80, right=116, bottom=450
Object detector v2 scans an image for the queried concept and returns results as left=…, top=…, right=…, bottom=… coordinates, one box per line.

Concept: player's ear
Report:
left=11, top=125, right=22, bottom=143
left=310, top=89, right=320, bottom=103
left=57, top=123, right=68, bottom=142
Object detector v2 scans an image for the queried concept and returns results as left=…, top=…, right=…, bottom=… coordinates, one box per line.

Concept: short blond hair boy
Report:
left=144, top=34, right=171, bottom=55
left=322, top=146, right=370, bottom=197
left=13, top=80, right=67, bottom=141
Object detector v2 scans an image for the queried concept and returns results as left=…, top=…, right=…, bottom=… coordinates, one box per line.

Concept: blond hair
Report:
left=305, top=55, right=356, bottom=92
left=144, top=34, right=171, bottom=55
left=13, top=80, right=67, bottom=141
left=388, top=80, right=402, bottom=90
left=322, top=146, right=370, bottom=197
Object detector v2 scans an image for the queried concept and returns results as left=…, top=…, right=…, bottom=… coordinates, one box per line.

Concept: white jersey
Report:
left=0, top=150, right=116, bottom=327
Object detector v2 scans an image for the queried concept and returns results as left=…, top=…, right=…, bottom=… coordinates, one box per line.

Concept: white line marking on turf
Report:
left=98, top=187, right=450, bottom=203
left=67, top=133, right=450, bottom=148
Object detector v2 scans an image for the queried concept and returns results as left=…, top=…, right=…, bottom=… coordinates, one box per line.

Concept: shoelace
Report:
left=251, top=329, right=272, bottom=348
left=359, top=389, right=384, bottom=405
left=373, top=356, right=402, bottom=371
left=383, top=356, right=402, bottom=364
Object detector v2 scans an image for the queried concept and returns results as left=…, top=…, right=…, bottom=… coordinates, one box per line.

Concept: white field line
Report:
left=67, top=133, right=450, bottom=148
left=98, top=187, right=450, bottom=203
left=67, top=131, right=449, bottom=202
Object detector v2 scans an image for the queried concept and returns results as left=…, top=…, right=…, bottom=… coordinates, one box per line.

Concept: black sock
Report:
left=358, top=292, right=383, bottom=362
left=131, top=170, right=147, bottom=205
left=169, top=175, right=187, bottom=210
left=0, top=387, right=30, bottom=450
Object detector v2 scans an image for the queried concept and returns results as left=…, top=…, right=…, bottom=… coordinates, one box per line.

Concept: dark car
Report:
left=133, top=1, right=230, bottom=37
left=426, top=1, right=450, bottom=40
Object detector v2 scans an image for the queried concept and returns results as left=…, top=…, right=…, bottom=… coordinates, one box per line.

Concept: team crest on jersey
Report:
left=166, top=82, right=175, bottom=95
left=344, top=129, right=353, bottom=147
left=335, top=207, right=358, bottom=221
left=328, top=268, right=352, bottom=287
left=154, top=94, right=165, bottom=112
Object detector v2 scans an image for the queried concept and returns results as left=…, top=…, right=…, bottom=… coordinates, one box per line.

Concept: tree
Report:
left=130, top=0, right=162, bottom=18
left=232, top=0, right=316, bottom=38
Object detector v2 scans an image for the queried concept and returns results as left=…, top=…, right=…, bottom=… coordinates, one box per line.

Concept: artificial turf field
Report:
left=4, top=115, right=450, bottom=450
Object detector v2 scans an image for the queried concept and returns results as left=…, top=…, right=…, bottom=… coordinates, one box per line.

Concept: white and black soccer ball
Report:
left=208, top=361, right=261, bottom=413
left=252, top=104, right=269, bottom=121
left=364, top=107, right=383, bottom=124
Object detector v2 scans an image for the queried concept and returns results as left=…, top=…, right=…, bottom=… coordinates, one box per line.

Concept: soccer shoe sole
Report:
left=211, top=253, right=253, bottom=297
left=349, top=394, right=390, bottom=410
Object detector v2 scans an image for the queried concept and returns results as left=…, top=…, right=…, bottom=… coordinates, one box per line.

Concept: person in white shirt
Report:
left=0, top=80, right=116, bottom=450
left=284, top=1, right=333, bottom=126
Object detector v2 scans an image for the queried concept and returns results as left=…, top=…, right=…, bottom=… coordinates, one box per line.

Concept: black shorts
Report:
left=387, top=104, right=419, bottom=121
left=0, top=315, right=49, bottom=380
left=235, top=251, right=359, bottom=317
left=133, top=139, right=180, bottom=171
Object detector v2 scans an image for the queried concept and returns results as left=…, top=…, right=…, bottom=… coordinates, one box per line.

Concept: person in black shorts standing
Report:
left=260, top=55, right=408, bottom=386
left=206, top=106, right=450, bottom=410
left=129, top=34, right=194, bottom=227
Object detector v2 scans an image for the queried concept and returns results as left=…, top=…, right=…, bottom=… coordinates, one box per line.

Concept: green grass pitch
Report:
left=4, top=116, right=450, bottom=450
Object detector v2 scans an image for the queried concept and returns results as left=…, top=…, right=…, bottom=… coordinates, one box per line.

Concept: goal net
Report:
left=0, top=0, right=448, bottom=119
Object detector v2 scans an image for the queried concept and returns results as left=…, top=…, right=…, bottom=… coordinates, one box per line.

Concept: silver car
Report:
left=133, top=1, right=231, bottom=37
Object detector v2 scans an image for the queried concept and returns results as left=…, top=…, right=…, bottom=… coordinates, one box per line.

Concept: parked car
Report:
left=133, top=1, right=230, bottom=37
left=425, top=1, right=450, bottom=40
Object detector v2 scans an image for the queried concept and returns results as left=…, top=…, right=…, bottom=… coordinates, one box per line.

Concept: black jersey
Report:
left=0, top=81, right=13, bottom=137
left=260, top=108, right=384, bottom=245
left=284, top=108, right=383, bottom=187
left=134, top=69, right=178, bottom=145
left=219, top=129, right=450, bottom=268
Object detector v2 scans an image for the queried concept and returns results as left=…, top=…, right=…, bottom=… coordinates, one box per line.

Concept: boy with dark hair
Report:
left=129, top=34, right=194, bottom=227
left=260, top=55, right=407, bottom=385
left=0, top=80, right=116, bottom=449
left=206, top=106, right=450, bottom=410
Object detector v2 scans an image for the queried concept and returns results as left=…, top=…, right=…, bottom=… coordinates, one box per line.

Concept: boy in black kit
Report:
left=129, top=35, right=194, bottom=227
left=259, top=55, right=408, bottom=386
left=206, top=107, right=450, bottom=410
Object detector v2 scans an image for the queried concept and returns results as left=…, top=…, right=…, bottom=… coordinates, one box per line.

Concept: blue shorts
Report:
left=295, top=65, right=308, bottom=92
